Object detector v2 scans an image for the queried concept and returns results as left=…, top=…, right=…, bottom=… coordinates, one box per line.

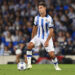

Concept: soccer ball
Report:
left=17, top=62, right=27, bottom=70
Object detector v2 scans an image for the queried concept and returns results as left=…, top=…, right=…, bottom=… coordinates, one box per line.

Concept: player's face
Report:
left=38, top=5, right=46, bottom=15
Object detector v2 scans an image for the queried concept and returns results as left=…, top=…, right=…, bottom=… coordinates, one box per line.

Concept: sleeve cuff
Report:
left=34, top=24, right=38, bottom=26
left=49, top=26, right=54, bottom=28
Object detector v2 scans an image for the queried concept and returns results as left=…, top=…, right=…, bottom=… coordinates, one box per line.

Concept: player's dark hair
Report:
left=38, top=1, right=46, bottom=7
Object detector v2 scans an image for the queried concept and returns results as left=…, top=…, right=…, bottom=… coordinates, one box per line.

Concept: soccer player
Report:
left=27, top=1, right=61, bottom=70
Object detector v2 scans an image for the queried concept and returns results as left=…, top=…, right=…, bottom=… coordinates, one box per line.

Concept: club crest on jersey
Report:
left=46, top=19, right=50, bottom=23
left=45, top=19, right=48, bottom=22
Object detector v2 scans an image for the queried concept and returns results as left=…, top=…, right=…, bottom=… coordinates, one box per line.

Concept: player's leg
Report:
left=16, top=54, right=21, bottom=64
left=48, top=51, right=61, bottom=70
left=26, top=36, right=40, bottom=69
left=24, top=55, right=27, bottom=64
left=43, top=38, right=61, bottom=70
left=15, top=49, right=22, bottom=64
left=26, top=42, right=34, bottom=69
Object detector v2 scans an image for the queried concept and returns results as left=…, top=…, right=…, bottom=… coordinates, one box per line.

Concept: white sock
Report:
left=52, top=57, right=59, bottom=67
left=27, top=50, right=32, bottom=65
left=27, top=56, right=32, bottom=65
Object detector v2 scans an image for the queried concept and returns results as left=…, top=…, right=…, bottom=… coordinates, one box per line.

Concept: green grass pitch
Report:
left=0, top=64, right=75, bottom=75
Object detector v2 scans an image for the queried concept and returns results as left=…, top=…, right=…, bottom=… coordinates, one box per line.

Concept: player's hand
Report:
left=44, top=40, right=49, bottom=47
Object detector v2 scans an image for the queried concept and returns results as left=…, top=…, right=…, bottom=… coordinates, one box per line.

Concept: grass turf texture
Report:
left=0, top=64, right=75, bottom=75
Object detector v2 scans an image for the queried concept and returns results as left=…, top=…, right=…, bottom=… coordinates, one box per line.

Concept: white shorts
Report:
left=30, top=36, right=54, bottom=52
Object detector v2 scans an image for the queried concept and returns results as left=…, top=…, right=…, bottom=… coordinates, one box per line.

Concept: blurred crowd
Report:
left=0, top=0, right=75, bottom=56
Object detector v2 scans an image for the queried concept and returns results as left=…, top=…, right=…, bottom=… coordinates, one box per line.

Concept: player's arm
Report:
left=31, top=25, right=37, bottom=39
left=31, top=16, right=38, bottom=39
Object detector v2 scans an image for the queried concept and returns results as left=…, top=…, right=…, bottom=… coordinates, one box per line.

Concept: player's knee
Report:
left=27, top=42, right=34, bottom=50
left=48, top=51, right=55, bottom=58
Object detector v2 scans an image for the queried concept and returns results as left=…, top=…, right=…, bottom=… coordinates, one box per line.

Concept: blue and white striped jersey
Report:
left=34, top=14, right=54, bottom=39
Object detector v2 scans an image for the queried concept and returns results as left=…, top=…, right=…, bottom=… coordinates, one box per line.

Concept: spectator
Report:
left=0, top=40, right=4, bottom=55
left=0, top=0, right=75, bottom=56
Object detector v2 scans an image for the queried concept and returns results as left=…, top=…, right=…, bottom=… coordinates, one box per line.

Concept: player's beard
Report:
left=39, top=10, right=46, bottom=17
left=40, top=12, right=44, bottom=16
